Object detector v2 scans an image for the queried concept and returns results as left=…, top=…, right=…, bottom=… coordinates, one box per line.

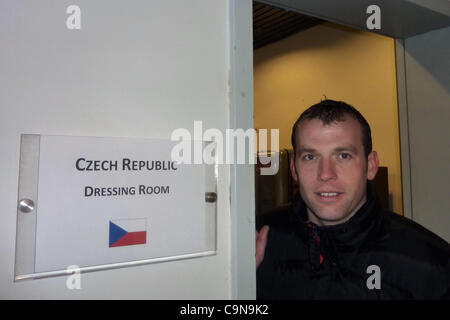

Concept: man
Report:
left=256, top=99, right=449, bottom=299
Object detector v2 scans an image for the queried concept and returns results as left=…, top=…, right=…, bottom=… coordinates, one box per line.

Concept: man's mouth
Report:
left=318, top=192, right=339, bottom=197
left=316, top=192, right=343, bottom=200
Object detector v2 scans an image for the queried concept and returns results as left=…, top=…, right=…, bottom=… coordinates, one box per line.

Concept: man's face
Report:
left=290, top=116, right=379, bottom=226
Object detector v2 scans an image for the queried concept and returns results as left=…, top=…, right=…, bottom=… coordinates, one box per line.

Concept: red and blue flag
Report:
left=109, top=218, right=147, bottom=247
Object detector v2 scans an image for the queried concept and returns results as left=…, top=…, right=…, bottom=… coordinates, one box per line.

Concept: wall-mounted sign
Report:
left=15, top=135, right=217, bottom=280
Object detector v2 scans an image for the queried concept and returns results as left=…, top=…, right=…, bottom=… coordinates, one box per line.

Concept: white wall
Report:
left=400, top=26, right=450, bottom=242
left=0, top=0, right=235, bottom=299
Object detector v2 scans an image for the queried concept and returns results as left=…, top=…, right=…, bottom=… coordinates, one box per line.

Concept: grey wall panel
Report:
left=404, top=26, right=450, bottom=242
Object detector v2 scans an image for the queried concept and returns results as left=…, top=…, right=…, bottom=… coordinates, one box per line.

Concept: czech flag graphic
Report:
left=109, top=218, right=147, bottom=248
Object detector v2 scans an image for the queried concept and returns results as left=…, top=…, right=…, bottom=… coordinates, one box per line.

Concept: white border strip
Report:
left=15, top=251, right=216, bottom=281
left=229, top=0, right=256, bottom=299
left=395, top=39, right=413, bottom=219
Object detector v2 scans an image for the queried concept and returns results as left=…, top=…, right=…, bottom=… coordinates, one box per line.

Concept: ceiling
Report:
left=256, top=0, right=450, bottom=39
left=253, top=1, right=323, bottom=50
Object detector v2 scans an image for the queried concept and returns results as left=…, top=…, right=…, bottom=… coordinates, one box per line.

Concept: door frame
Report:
left=229, top=0, right=256, bottom=299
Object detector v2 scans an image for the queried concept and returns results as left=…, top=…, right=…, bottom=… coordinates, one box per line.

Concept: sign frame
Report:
left=14, top=134, right=218, bottom=281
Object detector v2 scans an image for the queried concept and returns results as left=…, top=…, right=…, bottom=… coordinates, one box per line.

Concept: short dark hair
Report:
left=291, top=99, right=372, bottom=156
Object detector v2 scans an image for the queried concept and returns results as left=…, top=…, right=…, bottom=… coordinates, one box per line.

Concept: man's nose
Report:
left=318, top=158, right=337, bottom=181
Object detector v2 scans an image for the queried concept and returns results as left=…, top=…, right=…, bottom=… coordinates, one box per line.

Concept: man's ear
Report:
left=290, top=153, right=299, bottom=184
left=367, top=151, right=379, bottom=181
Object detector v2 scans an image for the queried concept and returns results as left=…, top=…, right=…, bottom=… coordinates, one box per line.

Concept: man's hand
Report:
left=256, top=225, right=269, bottom=269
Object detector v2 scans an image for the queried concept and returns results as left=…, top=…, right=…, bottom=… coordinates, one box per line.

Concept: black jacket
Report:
left=256, top=183, right=450, bottom=299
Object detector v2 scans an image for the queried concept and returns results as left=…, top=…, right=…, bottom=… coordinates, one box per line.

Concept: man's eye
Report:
left=339, top=153, right=351, bottom=160
left=303, top=154, right=314, bottom=161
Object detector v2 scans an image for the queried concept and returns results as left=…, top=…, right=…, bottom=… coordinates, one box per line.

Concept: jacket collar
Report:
left=293, top=181, right=384, bottom=253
